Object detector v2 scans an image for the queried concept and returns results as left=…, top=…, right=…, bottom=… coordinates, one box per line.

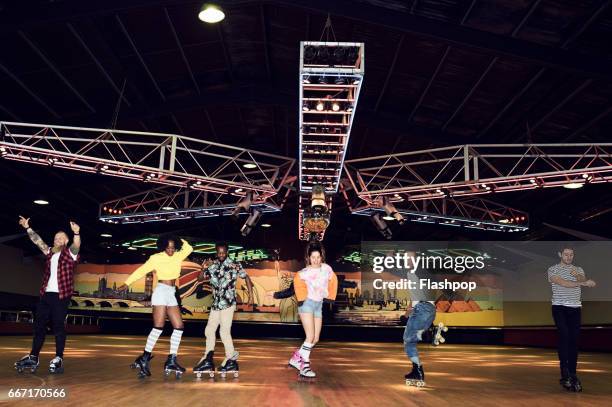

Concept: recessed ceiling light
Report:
left=382, top=215, right=394, bottom=221
left=243, top=163, right=257, bottom=169
left=33, top=199, right=49, bottom=205
left=100, top=233, right=112, bottom=238
left=261, top=223, right=271, bottom=228
left=198, top=4, right=225, bottom=23
left=162, top=206, right=174, bottom=211
left=563, top=182, right=584, bottom=189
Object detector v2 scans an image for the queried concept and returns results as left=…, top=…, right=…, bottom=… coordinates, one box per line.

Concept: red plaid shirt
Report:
left=40, top=246, right=79, bottom=300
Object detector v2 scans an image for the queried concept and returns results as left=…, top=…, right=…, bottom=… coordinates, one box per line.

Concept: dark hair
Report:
left=305, top=243, right=325, bottom=265
left=157, top=235, right=183, bottom=252
left=560, top=246, right=575, bottom=254
left=215, top=242, right=228, bottom=250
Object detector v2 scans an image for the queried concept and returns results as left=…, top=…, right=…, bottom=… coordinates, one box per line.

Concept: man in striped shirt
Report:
left=547, top=247, right=596, bottom=392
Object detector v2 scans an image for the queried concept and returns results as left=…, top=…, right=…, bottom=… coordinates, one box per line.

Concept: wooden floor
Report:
left=1, top=335, right=611, bottom=406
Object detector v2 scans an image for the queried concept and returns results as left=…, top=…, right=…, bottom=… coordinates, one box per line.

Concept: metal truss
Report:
left=99, top=184, right=292, bottom=224
left=344, top=143, right=612, bottom=203
left=299, top=41, right=364, bottom=193
left=0, top=122, right=294, bottom=199
left=340, top=180, right=528, bottom=232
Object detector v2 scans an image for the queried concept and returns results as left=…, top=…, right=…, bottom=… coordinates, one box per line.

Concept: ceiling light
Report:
left=243, top=163, right=257, bottom=169
left=315, top=101, right=325, bottom=111
left=127, top=246, right=137, bottom=251
left=33, top=199, right=49, bottom=205
left=100, top=233, right=112, bottom=238
left=302, top=102, right=310, bottom=112
left=382, top=215, right=395, bottom=221
left=331, top=102, right=340, bottom=112
left=261, top=223, right=271, bottom=228
left=162, top=206, right=174, bottom=211
left=563, top=182, right=584, bottom=189
left=198, top=4, right=225, bottom=23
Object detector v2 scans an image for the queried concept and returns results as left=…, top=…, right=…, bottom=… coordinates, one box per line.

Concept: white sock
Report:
left=145, top=328, right=163, bottom=353
left=170, top=329, right=183, bottom=355
left=298, top=341, right=314, bottom=362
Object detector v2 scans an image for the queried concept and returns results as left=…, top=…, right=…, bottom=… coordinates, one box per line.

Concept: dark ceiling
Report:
left=1, top=0, right=611, bottom=262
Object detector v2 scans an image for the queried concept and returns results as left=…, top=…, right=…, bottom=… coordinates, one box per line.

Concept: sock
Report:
left=298, top=341, right=313, bottom=362
left=170, top=329, right=183, bottom=355
left=410, top=356, right=420, bottom=365
left=144, top=328, right=163, bottom=353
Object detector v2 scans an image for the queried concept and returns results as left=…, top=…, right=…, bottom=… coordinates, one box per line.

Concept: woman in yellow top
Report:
left=118, top=234, right=193, bottom=378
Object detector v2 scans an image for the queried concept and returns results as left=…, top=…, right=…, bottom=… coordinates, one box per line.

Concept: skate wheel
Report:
left=433, top=340, right=439, bottom=346
left=442, top=327, right=448, bottom=332
left=439, top=337, right=446, bottom=343
left=438, top=322, right=444, bottom=328
left=220, top=372, right=226, bottom=378
left=209, top=372, right=215, bottom=378
left=417, top=381, right=425, bottom=387
left=196, top=373, right=202, bottom=379
left=164, top=370, right=170, bottom=377
left=17, top=368, right=23, bottom=373
left=176, top=372, right=182, bottom=379
left=233, top=372, right=239, bottom=378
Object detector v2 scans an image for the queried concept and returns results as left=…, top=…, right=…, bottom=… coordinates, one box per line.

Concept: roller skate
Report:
left=130, top=351, right=153, bottom=378
left=193, top=351, right=215, bottom=379
left=299, top=360, right=316, bottom=378
left=163, top=354, right=185, bottom=379
left=432, top=322, right=448, bottom=346
left=218, top=351, right=239, bottom=379
left=49, top=356, right=64, bottom=374
left=14, top=354, right=39, bottom=374
left=569, top=376, right=582, bottom=392
left=405, top=363, right=425, bottom=387
left=559, top=369, right=572, bottom=391
left=288, top=349, right=303, bottom=371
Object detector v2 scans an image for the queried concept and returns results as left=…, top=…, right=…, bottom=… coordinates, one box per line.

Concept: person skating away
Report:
left=14, top=216, right=81, bottom=374
left=193, top=242, right=252, bottom=378
left=548, top=246, right=596, bottom=392
left=287, top=243, right=338, bottom=378
left=117, top=235, right=193, bottom=378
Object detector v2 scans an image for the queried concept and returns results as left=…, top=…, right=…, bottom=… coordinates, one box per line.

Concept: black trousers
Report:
left=31, top=292, right=70, bottom=358
left=552, top=305, right=581, bottom=377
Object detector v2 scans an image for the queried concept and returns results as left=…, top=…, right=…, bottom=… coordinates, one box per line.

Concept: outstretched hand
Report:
left=583, top=279, right=596, bottom=288
left=70, top=221, right=80, bottom=234
left=201, top=258, right=213, bottom=269
left=18, top=216, right=30, bottom=229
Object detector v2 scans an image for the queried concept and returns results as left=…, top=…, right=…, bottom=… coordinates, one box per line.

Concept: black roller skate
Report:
left=14, top=354, right=39, bottom=374
left=49, top=356, right=64, bottom=374
left=559, top=369, right=572, bottom=391
left=130, top=351, right=153, bottom=378
left=405, top=362, right=425, bottom=387
left=193, top=351, right=215, bottom=379
left=218, top=351, right=239, bottom=379
left=569, top=376, right=582, bottom=392
left=163, top=354, right=185, bottom=379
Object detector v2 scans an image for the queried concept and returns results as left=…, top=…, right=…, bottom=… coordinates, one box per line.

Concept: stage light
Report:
left=316, top=101, right=325, bottom=111
left=371, top=213, right=392, bottom=239
left=302, top=102, right=310, bottom=112
left=198, top=4, right=225, bottom=23
left=261, top=223, right=271, bottom=228
left=243, top=162, right=257, bottom=169
left=331, top=102, right=340, bottom=112
left=303, top=46, right=316, bottom=61
left=382, top=196, right=405, bottom=225
left=382, top=215, right=394, bottom=221
left=346, top=104, right=354, bottom=113
left=127, top=246, right=137, bottom=251
left=318, top=76, right=328, bottom=85
left=231, top=192, right=252, bottom=219
left=162, top=206, right=174, bottom=211
left=240, top=209, right=262, bottom=236
left=100, top=233, right=112, bottom=238
left=302, top=75, right=311, bottom=84
left=563, top=182, right=584, bottom=189
left=33, top=199, right=49, bottom=205
left=334, top=76, right=345, bottom=85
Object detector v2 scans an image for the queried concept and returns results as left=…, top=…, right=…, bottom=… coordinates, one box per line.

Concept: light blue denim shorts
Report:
left=298, top=298, right=323, bottom=318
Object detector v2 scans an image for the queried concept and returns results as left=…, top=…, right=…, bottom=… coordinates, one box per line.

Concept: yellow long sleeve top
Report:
left=124, top=239, right=193, bottom=286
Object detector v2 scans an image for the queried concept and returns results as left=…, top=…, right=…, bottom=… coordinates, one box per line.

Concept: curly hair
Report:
left=305, top=243, right=325, bottom=265
left=157, top=234, right=183, bottom=252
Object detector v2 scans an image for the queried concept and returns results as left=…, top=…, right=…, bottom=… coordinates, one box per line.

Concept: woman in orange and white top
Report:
left=288, top=243, right=338, bottom=378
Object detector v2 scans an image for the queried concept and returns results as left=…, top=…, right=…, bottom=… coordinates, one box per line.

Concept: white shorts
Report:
left=151, top=283, right=178, bottom=306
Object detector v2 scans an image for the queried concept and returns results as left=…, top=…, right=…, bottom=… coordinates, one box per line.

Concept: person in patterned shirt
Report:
left=14, top=216, right=81, bottom=375
left=194, top=242, right=249, bottom=374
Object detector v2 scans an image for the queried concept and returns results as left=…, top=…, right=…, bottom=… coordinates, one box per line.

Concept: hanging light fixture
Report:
left=198, top=4, right=225, bottom=23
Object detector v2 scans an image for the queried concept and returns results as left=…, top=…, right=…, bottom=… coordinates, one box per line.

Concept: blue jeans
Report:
left=403, top=302, right=436, bottom=359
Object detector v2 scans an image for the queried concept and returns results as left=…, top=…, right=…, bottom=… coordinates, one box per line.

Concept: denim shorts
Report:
left=298, top=298, right=323, bottom=318
left=151, top=283, right=178, bottom=306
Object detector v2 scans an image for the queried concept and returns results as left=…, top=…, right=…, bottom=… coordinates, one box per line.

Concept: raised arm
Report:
left=19, top=216, right=49, bottom=255
left=176, top=239, right=193, bottom=261
left=69, top=221, right=81, bottom=255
